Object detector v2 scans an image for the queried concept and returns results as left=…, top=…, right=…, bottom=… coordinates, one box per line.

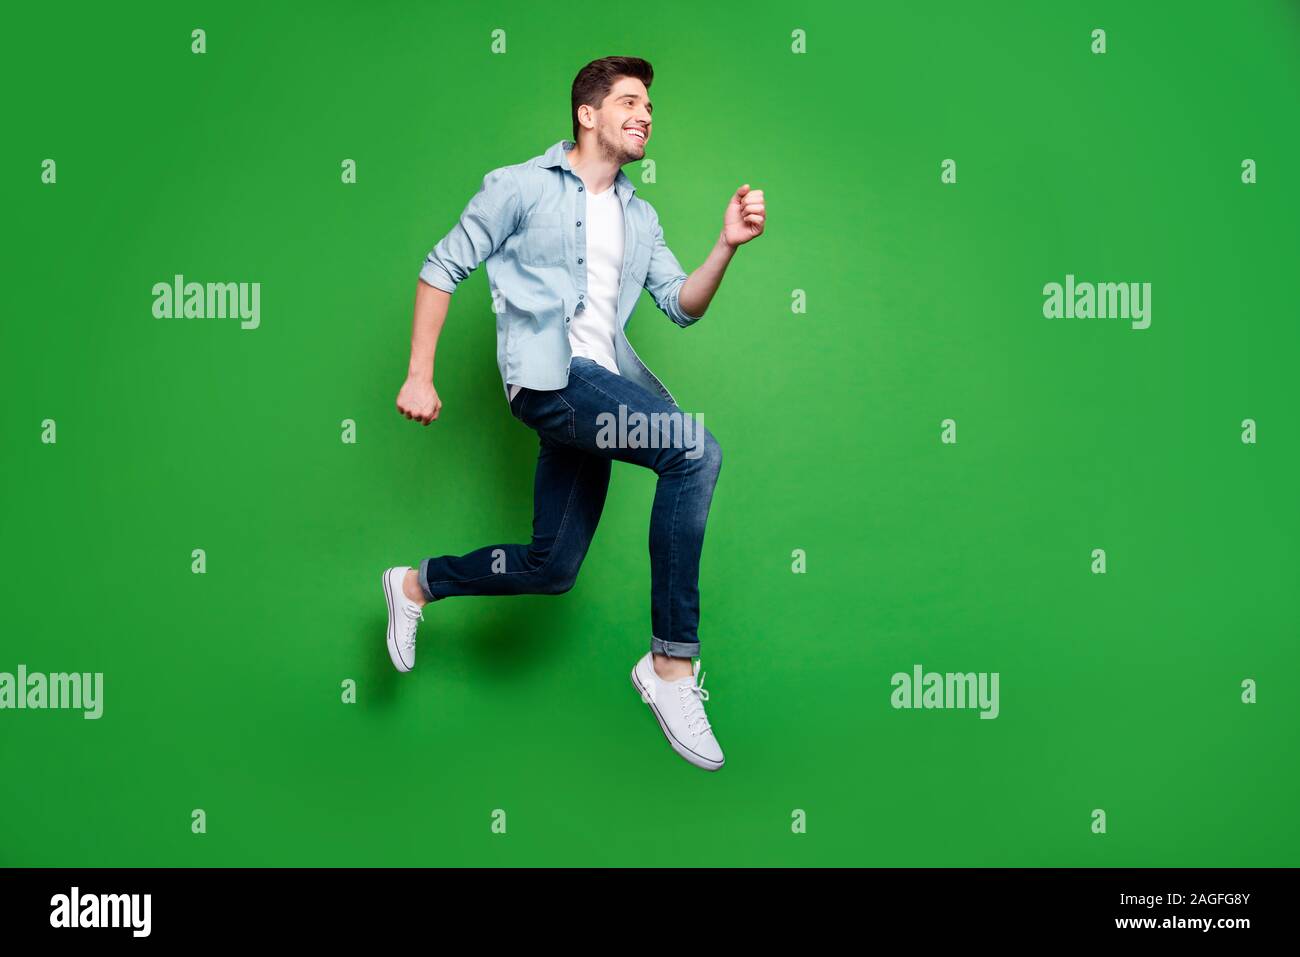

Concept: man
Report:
left=383, top=56, right=765, bottom=771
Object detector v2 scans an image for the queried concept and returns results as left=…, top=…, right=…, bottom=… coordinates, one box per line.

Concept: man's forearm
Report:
left=677, top=232, right=737, bottom=319
left=408, top=280, right=452, bottom=380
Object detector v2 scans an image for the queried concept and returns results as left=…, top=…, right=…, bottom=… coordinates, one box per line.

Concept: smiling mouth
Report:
left=624, top=127, right=647, bottom=143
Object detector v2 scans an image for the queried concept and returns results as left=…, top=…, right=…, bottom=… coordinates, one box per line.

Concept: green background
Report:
left=3, top=0, right=1297, bottom=866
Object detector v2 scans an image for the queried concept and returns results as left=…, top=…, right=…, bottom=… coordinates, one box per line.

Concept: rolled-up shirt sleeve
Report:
left=643, top=207, right=702, bottom=327
left=419, top=166, right=522, bottom=294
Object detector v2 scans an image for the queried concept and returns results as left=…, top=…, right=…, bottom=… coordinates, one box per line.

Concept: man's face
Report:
left=590, top=76, right=652, bottom=164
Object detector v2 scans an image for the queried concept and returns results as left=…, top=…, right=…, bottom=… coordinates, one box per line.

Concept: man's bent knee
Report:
left=688, top=429, right=722, bottom=479
left=536, top=563, right=578, bottom=595
left=524, top=547, right=581, bottom=595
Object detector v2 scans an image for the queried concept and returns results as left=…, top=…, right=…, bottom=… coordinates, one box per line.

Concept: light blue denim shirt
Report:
left=419, top=139, right=701, bottom=405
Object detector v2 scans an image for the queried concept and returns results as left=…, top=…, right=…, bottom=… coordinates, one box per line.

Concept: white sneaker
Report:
left=383, top=566, right=425, bottom=672
left=630, top=652, right=724, bottom=771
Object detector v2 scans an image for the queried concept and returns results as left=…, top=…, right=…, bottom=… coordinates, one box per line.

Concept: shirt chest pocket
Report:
left=519, top=211, right=566, bottom=267
left=627, top=234, right=652, bottom=288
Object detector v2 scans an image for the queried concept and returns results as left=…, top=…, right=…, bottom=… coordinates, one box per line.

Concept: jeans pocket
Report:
left=517, top=388, right=575, bottom=441
left=510, top=387, right=530, bottom=421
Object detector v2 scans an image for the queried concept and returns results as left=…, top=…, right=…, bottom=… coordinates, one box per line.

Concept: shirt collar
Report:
left=541, top=139, right=635, bottom=199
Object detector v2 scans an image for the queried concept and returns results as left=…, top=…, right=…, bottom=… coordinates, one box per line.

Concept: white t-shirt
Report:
left=509, top=183, right=623, bottom=402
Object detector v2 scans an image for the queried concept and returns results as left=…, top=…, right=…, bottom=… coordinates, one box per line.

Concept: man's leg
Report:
left=410, top=430, right=611, bottom=603
left=549, top=359, right=724, bottom=676
left=533, top=359, right=726, bottom=770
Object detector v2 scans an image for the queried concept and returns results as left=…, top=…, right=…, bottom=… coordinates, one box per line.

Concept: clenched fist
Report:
left=396, top=376, right=442, bottom=425
left=722, top=183, right=766, bottom=248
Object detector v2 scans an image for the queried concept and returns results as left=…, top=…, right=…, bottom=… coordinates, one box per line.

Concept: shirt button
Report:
left=578, top=293, right=584, bottom=299
left=576, top=221, right=582, bottom=227
left=577, top=258, right=583, bottom=264
left=578, top=185, right=584, bottom=192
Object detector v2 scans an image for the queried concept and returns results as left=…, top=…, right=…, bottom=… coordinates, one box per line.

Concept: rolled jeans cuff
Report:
left=417, top=557, right=440, bottom=603
left=650, top=636, right=700, bottom=659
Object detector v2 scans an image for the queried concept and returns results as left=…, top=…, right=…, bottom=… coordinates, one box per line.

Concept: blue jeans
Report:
left=419, top=357, right=722, bottom=658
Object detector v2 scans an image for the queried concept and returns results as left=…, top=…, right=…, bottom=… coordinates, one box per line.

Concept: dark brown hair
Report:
left=571, top=56, right=654, bottom=142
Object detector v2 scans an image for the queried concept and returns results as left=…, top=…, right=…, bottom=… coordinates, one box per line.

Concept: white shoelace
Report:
left=400, top=603, right=424, bottom=652
left=678, top=662, right=712, bottom=737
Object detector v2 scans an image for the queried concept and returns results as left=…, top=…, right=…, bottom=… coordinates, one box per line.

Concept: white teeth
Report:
left=625, top=128, right=645, bottom=140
